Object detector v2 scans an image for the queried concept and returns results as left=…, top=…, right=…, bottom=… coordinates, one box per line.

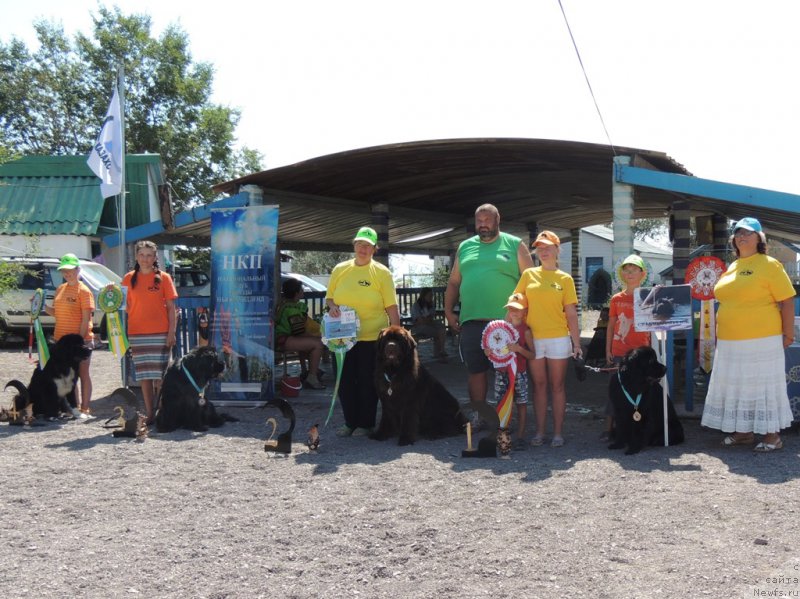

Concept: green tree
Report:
left=289, top=251, right=353, bottom=275
left=0, top=6, right=262, bottom=209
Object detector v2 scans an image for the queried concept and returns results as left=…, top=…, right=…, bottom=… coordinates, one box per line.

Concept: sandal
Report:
left=721, top=434, right=754, bottom=447
left=753, top=439, right=783, bottom=453
left=530, top=434, right=545, bottom=447
left=550, top=436, right=565, bottom=448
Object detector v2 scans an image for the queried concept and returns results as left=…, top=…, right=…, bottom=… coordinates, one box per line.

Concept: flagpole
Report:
left=117, top=66, right=127, bottom=275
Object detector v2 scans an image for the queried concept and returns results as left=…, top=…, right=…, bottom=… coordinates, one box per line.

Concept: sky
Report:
left=3, top=0, right=800, bottom=272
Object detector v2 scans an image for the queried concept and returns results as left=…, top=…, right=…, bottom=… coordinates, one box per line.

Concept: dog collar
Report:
left=617, top=371, right=643, bottom=422
left=182, top=363, right=206, bottom=405
left=383, top=372, right=394, bottom=396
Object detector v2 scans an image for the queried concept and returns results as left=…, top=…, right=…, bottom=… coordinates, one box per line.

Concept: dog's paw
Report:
left=624, top=447, right=642, bottom=455
left=397, top=436, right=415, bottom=446
left=608, top=441, right=625, bottom=450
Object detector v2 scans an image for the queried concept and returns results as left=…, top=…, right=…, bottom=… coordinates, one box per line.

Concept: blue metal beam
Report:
left=615, top=164, right=800, bottom=212
left=103, top=193, right=250, bottom=248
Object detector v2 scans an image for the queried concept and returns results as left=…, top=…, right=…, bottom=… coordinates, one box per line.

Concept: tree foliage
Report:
left=0, top=6, right=262, bottom=209
left=290, top=251, right=354, bottom=276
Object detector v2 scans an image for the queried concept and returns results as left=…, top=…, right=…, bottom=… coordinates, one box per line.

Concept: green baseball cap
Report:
left=353, top=226, right=378, bottom=246
left=617, top=254, right=646, bottom=282
left=57, top=253, right=80, bottom=270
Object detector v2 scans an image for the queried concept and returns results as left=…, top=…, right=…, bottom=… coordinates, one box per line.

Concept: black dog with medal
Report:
left=155, top=346, right=235, bottom=432
left=608, top=346, right=685, bottom=455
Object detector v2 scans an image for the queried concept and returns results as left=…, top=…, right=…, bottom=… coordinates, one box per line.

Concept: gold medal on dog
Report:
left=632, top=410, right=641, bottom=422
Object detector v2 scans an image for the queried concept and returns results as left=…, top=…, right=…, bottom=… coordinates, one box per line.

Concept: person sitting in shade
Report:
left=410, top=287, right=448, bottom=363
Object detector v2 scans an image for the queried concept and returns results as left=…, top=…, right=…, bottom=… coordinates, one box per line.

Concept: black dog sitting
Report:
left=371, top=325, right=466, bottom=446
left=608, top=346, right=685, bottom=455
left=5, top=334, right=92, bottom=420
left=155, top=346, right=235, bottom=432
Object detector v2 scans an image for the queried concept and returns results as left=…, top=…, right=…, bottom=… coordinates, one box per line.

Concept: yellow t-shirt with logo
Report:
left=514, top=267, right=578, bottom=339
left=327, top=259, right=397, bottom=341
left=714, top=253, right=795, bottom=341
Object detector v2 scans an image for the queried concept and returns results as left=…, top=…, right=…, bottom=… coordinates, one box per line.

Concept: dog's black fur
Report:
left=155, top=346, right=234, bottom=432
left=652, top=297, right=676, bottom=319
left=371, top=325, right=466, bottom=446
left=608, top=346, right=685, bottom=454
left=5, top=334, right=91, bottom=419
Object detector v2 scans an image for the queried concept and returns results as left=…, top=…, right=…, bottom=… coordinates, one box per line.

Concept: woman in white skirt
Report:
left=701, top=217, right=796, bottom=452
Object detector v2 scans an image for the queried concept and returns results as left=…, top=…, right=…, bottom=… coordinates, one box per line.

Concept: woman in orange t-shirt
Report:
left=43, top=253, right=95, bottom=418
left=121, top=240, right=177, bottom=424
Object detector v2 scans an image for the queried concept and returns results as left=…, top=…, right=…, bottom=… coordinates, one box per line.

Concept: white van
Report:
left=0, top=257, right=122, bottom=339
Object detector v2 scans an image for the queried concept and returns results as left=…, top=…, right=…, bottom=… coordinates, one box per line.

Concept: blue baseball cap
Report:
left=733, top=217, right=762, bottom=233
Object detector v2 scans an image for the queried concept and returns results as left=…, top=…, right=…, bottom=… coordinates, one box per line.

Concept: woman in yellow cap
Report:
left=42, top=253, right=95, bottom=418
left=325, top=227, right=400, bottom=437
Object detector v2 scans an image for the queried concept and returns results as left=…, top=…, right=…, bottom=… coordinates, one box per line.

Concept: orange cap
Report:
left=504, top=292, right=528, bottom=310
left=532, top=230, right=560, bottom=247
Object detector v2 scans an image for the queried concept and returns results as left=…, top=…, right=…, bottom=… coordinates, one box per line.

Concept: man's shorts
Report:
left=458, top=320, right=492, bottom=374
left=532, top=335, right=572, bottom=360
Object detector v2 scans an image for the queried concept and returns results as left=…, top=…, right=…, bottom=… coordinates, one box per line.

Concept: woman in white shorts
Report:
left=513, top=231, right=582, bottom=447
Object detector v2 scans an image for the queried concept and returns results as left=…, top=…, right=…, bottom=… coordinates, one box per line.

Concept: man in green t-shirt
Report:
left=444, top=204, right=534, bottom=413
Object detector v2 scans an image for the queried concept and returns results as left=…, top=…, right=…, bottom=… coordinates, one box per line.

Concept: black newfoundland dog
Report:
left=371, top=325, right=466, bottom=446
left=155, top=345, right=234, bottom=433
left=608, top=346, right=685, bottom=455
left=5, top=334, right=91, bottom=419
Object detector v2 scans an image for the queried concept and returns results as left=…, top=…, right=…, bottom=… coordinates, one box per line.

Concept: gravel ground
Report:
left=1, top=338, right=799, bottom=599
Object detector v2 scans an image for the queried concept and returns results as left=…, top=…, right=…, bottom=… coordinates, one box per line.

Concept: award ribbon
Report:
left=481, top=320, right=519, bottom=429
left=99, top=284, right=129, bottom=358
left=321, top=306, right=360, bottom=427
left=30, top=288, right=49, bottom=369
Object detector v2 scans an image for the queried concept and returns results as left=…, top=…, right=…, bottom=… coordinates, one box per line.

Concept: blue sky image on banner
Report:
left=209, top=205, right=278, bottom=402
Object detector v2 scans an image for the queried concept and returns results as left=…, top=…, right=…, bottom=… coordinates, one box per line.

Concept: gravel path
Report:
left=1, top=343, right=798, bottom=598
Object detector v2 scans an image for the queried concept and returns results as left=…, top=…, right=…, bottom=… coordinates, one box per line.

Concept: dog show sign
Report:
left=632, top=284, right=692, bottom=332
left=631, top=283, right=692, bottom=447
left=207, top=205, right=278, bottom=405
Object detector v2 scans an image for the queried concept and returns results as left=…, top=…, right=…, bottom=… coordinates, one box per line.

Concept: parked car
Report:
left=174, top=267, right=211, bottom=298
left=281, top=272, right=327, bottom=294
left=174, top=269, right=326, bottom=299
left=0, top=256, right=122, bottom=338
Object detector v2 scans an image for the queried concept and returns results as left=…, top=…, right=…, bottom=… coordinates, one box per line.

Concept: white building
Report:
left=559, top=225, right=672, bottom=307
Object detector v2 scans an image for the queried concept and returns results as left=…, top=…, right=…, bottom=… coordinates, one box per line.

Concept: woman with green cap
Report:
left=42, top=253, right=95, bottom=418
left=325, top=226, right=400, bottom=437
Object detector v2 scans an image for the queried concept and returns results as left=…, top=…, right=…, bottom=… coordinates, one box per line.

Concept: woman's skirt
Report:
left=701, top=335, right=794, bottom=434
left=128, top=333, right=169, bottom=381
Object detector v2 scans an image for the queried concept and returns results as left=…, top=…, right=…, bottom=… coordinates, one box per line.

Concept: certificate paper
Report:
left=324, top=308, right=358, bottom=339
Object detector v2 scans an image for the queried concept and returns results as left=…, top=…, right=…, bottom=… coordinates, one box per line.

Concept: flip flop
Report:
left=721, top=434, right=754, bottom=447
left=753, top=439, right=783, bottom=453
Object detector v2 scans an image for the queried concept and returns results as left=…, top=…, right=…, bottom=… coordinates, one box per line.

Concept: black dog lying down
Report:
left=5, top=334, right=92, bottom=420
left=371, top=326, right=466, bottom=446
left=155, top=346, right=236, bottom=432
left=608, top=346, right=685, bottom=455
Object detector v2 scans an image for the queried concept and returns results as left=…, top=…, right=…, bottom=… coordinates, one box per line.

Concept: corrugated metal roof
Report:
left=206, top=138, right=691, bottom=254
left=0, top=175, right=104, bottom=235
left=0, top=154, right=164, bottom=236
left=582, top=225, right=672, bottom=256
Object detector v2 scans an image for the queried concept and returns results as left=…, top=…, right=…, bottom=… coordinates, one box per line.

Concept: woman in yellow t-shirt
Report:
left=325, top=227, right=400, bottom=437
left=701, top=217, right=795, bottom=452
left=43, top=253, right=95, bottom=418
left=513, top=231, right=582, bottom=448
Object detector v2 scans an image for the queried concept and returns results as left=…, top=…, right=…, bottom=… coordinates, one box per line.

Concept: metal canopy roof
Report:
left=206, top=138, right=693, bottom=255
